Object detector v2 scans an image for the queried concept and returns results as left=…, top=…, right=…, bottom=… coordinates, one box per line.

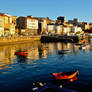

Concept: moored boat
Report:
left=15, top=50, right=28, bottom=56
left=75, top=43, right=83, bottom=46
left=79, top=45, right=86, bottom=50
left=52, top=70, right=78, bottom=80
left=58, top=50, right=72, bottom=54
left=67, top=76, right=78, bottom=82
left=31, top=82, right=76, bottom=92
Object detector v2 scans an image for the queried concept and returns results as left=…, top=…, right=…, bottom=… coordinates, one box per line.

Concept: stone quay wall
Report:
left=0, top=36, right=41, bottom=45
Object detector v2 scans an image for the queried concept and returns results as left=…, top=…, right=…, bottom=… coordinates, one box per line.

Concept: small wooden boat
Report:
left=79, top=45, right=86, bottom=50
left=58, top=50, right=72, bottom=54
left=75, top=43, right=83, bottom=46
left=15, top=50, right=28, bottom=56
left=67, top=76, right=78, bottom=82
left=31, top=82, right=76, bottom=92
left=52, top=70, right=78, bottom=80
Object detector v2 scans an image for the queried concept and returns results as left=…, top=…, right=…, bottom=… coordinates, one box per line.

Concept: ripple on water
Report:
left=0, top=42, right=92, bottom=92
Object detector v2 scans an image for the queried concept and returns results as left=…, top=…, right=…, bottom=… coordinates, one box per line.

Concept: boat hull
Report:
left=31, top=82, right=76, bottom=92
left=52, top=70, right=78, bottom=80
left=15, top=52, right=28, bottom=56
left=58, top=50, right=72, bottom=54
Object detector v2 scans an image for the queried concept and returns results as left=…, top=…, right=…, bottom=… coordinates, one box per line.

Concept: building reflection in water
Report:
left=38, top=45, right=43, bottom=58
left=38, top=44, right=48, bottom=59
left=57, top=42, right=71, bottom=51
left=0, top=41, right=41, bottom=70
left=0, top=46, right=15, bottom=70
left=47, top=43, right=57, bottom=55
left=0, top=41, right=91, bottom=70
left=57, top=43, right=63, bottom=51
left=16, top=55, right=27, bottom=63
left=56, top=42, right=80, bottom=55
left=58, top=54, right=67, bottom=61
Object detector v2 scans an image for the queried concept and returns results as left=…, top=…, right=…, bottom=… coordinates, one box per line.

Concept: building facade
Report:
left=17, top=16, right=38, bottom=35
left=0, top=13, right=16, bottom=37
left=0, top=13, right=4, bottom=36
left=38, top=17, right=55, bottom=34
left=47, top=24, right=56, bottom=34
left=56, top=16, right=66, bottom=25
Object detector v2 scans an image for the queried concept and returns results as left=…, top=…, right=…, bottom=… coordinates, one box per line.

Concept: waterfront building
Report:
left=56, top=25, right=63, bottom=34
left=70, top=26, right=83, bottom=35
left=47, top=24, right=73, bottom=35
left=4, top=13, right=16, bottom=36
left=47, top=24, right=56, bottom=34
left=38, top=18, right=48, bottom=34
left=63, top=25, right=69, bottom=35
left=16, top=16, right=38, bottom=35
left=56, top=16, right=66, bottom=25
left=68, top=20, right=73, bottom=24
left=0, top=13, right=16, bottom=37
left=10, top=24, right=16, bottom=36
left=89, top=23, right=92, bottom=30
left=68, top=18, right=89, bottom=31
left=3, top=14, right=11, bottom=36
left=80, top=22, right=89, bottom=30
left=59, top=24, right=72, bottom=35
left=47, top=24, right=63, bottom=35
left=86, top=23, right=92, bottom=33
left=68, top=18, right=79, bottom=25
left=0, top=13, right=4, bottom=36
left=73, top=18, right=79, bottom=25
left=37, top=17, right=55, bottom=34
left=12, top=16, right=19, bottom=36
left=89, top=23, right=92, bottom=28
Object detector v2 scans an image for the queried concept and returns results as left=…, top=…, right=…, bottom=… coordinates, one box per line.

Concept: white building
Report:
left=27, top=18, right=38, bottom=30
left=47, top=24, right=56, bottom=34
left=17, top=17, right=38, bottom=35
left=56, top=25, right=63, bottom=34
left=71, top=26, right=83, bottom=35
left=10, top=24, right=16, bottom=35
left=0, top=15, right=4, bottom=36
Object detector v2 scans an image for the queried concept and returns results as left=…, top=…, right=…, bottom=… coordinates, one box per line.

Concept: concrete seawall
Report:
left=41, top=35, right=79, bottom=43
left=0, top=35, right=82, bottom=45
left=0, top=36, right=41, bottom=45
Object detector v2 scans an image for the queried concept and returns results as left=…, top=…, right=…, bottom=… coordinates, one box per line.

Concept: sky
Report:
left=0, top=0, right=92, bottom=22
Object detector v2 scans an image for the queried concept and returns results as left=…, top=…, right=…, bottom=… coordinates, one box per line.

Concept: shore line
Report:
left=0, top=35, right=87, bottom=45
left=0, top=36, right=41, bottom=45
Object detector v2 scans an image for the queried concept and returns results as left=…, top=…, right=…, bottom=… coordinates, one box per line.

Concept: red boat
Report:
left=15, top=51, right=28, bottom=56
left=67, top=76, right=78, bottom=82
left=52, top=70, right=78, bottom=80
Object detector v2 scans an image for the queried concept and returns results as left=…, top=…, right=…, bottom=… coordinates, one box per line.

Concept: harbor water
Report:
left=0, top=41, right=92, bottom=92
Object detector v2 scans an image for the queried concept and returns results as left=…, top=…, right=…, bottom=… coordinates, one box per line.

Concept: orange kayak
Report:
left=52, top=70, right=78, bottom=80
left=68, top=76, right=78, bottom=82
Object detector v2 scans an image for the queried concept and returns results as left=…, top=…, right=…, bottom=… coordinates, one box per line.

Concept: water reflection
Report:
left=0, top=41, right=91, bottom=70
left=0, top=41, right=92, bottom=92
left=15, top=49, right=28, bottom=56
left=38, top=45, right=43, bottom=58
left=16, top=55, right=27, bottom=63
left=58, top=54, right=66, bottom=61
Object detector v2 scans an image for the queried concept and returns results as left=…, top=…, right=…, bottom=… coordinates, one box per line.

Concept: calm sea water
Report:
left=0, top=41, right=92, bottom=92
